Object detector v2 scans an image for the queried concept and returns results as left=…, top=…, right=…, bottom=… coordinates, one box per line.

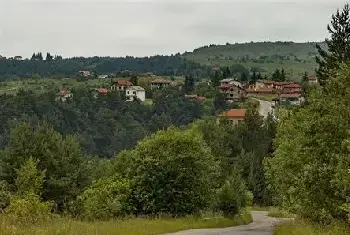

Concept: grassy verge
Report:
left=0, top=211, right=252, bottom=235
left=274, top=220, right=350, bottom=235
left=268, top=207, right=294, bottom=218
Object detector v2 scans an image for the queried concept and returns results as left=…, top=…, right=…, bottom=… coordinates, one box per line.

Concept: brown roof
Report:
left=96, top=88, right=110, bottom=94
left=185, top=94, right=206, bottom=102
left=280, top=93, right=301, bottom=98
left=246, top=88, right=274, bottom=94
left=274, top=81, right=294, bottom=86
left=218, top=109, right=246, bottom=118
left=113, top=80, right=133, bottom=86
left=283, top=83, right=302, bottom=88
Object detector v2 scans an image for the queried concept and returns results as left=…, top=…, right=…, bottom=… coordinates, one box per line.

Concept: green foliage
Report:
left=78, top=175, right=131, bottom=220
left=0, top=182, right=11, bottom=211
left=0, top=123, right=90, bottom=209
left=124, top=127, right=218, bottom=216
left=265, top=64, right=350, bottom=222
left=216, top=170, right=248, bottom=216
left=15, top=157, right=45, bottom=197
left=4, top=158, right=52, bottom=225
left=316, top=4, right=350, bottom=86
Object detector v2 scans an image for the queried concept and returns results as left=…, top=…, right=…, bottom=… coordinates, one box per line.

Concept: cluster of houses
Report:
left=55, top=78, right=186, bottom=102
left=218, top=75, right=318, bottom=106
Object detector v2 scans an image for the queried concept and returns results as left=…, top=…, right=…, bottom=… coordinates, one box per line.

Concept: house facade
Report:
left=55, top=89, right=73, bottom=102
left=150, top=79, right=171, bottom=89
left=110, top=80, right=133, bottom=91
left=79, top=70, right=91, bottom=77
left=216, top=109, right=246, bottom=125
left=255, top=80, right=274, bottom=89
left=282, top=83, right=303, bottom=94
left=279, top=93, right=304, bottom=106
left=125, top=86, right=146, bottom=102
left=308, top=75, right=318, bottom=85
left=219, top=80, right=246, bottom=102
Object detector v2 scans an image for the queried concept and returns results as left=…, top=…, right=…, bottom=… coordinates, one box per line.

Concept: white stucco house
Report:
left=125, top=86, right=146, bottom=102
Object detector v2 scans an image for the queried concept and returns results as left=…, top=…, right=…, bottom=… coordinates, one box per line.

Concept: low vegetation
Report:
left=274, top=220, right=350, bottom=235
left=0, top=211, right=252, bottom=235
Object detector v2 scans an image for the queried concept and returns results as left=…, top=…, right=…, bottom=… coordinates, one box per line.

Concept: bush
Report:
left=0, top=182, right=11, bottom=211
left=216, top=171, right=248, bottom=216
left=125, top=127, right=218, bottom=216
left=78, top=175, right=131, bottom=220
left=4, top=193, right=52, bottom=225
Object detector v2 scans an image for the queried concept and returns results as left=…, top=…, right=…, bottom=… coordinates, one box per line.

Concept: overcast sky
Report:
left=0, top=0, right=347, bottom=58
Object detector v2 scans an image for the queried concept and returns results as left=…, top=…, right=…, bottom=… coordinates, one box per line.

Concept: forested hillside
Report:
left=184, top=41, right=327, bottom=80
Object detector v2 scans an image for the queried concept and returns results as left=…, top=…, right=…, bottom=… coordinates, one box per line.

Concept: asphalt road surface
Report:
left=253, top=99, right=273, bottom=118
left=164, top=211, right=290, bottom=235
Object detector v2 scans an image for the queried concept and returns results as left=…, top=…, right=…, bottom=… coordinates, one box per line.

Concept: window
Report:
left=133, top=91, right=136, bottom=95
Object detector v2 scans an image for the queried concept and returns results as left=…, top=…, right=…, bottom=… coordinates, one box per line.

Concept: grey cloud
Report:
left=0, top=0, right=348, bottom=58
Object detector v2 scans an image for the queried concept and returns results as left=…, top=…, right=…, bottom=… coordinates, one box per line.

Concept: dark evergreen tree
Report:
left=251, top=71, right=258, bottom=83
left=37, top=52, right=43, bottom=61
left=302, top=72, right=308, bottom=83
left=240, top=72, right=248, bottom=82
left=184, top=75, right=195, bottom=94
left=130, top=75, right=138, bottom=86
left=281, top=68, right=286, bottom=81
left=316, top=4, right=350, bottom=86
left=222, top=67, right=231, bottom=79
left=211, top=71, right=221, bottom=87
left=46, top=53, right=53, bottom=62
left=271, top=69, right=281, bottom=81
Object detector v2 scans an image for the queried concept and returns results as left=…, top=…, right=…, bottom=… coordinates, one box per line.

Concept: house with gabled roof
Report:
left=216, top=109, right=246, bottom=125
left=110, top=80, right=133, bottom=91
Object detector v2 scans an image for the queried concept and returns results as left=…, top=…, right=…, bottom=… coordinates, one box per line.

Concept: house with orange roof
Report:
left=55, top=88, right=73, bottom=102
left=216, top=109, right=246, bottom=125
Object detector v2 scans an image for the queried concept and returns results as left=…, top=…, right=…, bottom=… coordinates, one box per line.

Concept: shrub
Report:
left=78, top=175, right=131, bottom=220
left=0, top=182, right=11, bottom=211
left=125, top=127, right=218, bottom=216
left=216, top=171, right=248, bottom=216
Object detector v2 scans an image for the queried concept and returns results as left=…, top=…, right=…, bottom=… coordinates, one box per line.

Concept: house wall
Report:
left=125, top=89, right=145, bottom=102
left=216, top=117, right=244, bottom=125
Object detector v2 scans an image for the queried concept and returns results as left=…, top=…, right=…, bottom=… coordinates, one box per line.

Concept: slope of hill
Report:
left=183, top=41, right=327, bottom=80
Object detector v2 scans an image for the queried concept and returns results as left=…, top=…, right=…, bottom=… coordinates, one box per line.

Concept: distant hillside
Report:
left=183, top=41, right=327, bottom=80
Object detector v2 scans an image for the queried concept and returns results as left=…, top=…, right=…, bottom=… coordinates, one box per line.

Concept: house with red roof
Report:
left=110, top=80, right=133, bottom=91
left=55, top=88, right=73, bottom=102
left=216, top=109, right=246, bottom=125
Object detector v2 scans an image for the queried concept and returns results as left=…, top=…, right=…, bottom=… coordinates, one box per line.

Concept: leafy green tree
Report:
left=5, top=157, right=52, bottom=225
left=129, top=75, right=138, bottom=86
left=302, top=71, right=308, bottom=83
left=316, top=4, right=350, bottom=86
left=272, top=69, right=282, bottom=81
left=266, top=64, right=350, bottom=221
left=124, top=127, right=218, bottom=216
left=216, top=169, right=249, bottom=216
left=78, top=175, right=131, bottom=220
left=0, top=123, right=90, bottom=209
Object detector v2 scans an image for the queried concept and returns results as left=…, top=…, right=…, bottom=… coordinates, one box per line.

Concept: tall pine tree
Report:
left=316, top=4, right=350, bottom=86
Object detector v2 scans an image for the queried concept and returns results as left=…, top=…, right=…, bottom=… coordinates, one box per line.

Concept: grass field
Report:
left=274, top=220, right=350, bottom=235
left=0, top=211, right=252, bottom=235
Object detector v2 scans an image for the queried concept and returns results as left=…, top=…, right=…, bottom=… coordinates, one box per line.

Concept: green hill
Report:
left=183, top=41, right=327, bottom=81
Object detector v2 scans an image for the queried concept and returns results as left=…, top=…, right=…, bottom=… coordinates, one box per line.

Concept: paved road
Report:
left=253, top=99, right=273, bottom=118
left=164, top=211, right=290, bottom=235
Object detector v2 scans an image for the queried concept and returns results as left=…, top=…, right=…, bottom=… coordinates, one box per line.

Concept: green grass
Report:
left=0, top=211, right=252, bottom=235
left=268, top=208, right=294, bottom=218
left=274, top=220, right=350, bottom=235
left=247, top=93, right=278, bottom=102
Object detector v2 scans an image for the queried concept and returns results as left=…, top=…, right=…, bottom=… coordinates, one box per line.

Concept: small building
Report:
left=55, top=88, right=73, bottom=102
left=79, top=70, right=91, bottom=77
left=184, top=94, right=206, bottom=102
left=216, top=109, right=246, bottom=125
left=110, top=80, right=133, bottom=91
left=125, top=86, right=146, bottom=102
left=282, top=83, right=303, bottom=94
left=14, top=56, right=23, bottom=61
left=219, top=81, right=246, bottom=102
left=308, top=75, right=318, bottom=85
left=220, top=78, right=236, bottom=86
left=279, top=93, right=304, bottom=106
left=98, top=75, right=108, bottom=79
left=150, top=79, right=171, bottom=89
left=255, top=80, right=274, bottom=89
left=92, top=88, right=111, bottom=98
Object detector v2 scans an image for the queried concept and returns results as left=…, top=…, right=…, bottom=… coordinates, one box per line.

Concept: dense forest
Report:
left=0, top=3, right=350, bottom=235
left=0, top=55, right=207, bottom=80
